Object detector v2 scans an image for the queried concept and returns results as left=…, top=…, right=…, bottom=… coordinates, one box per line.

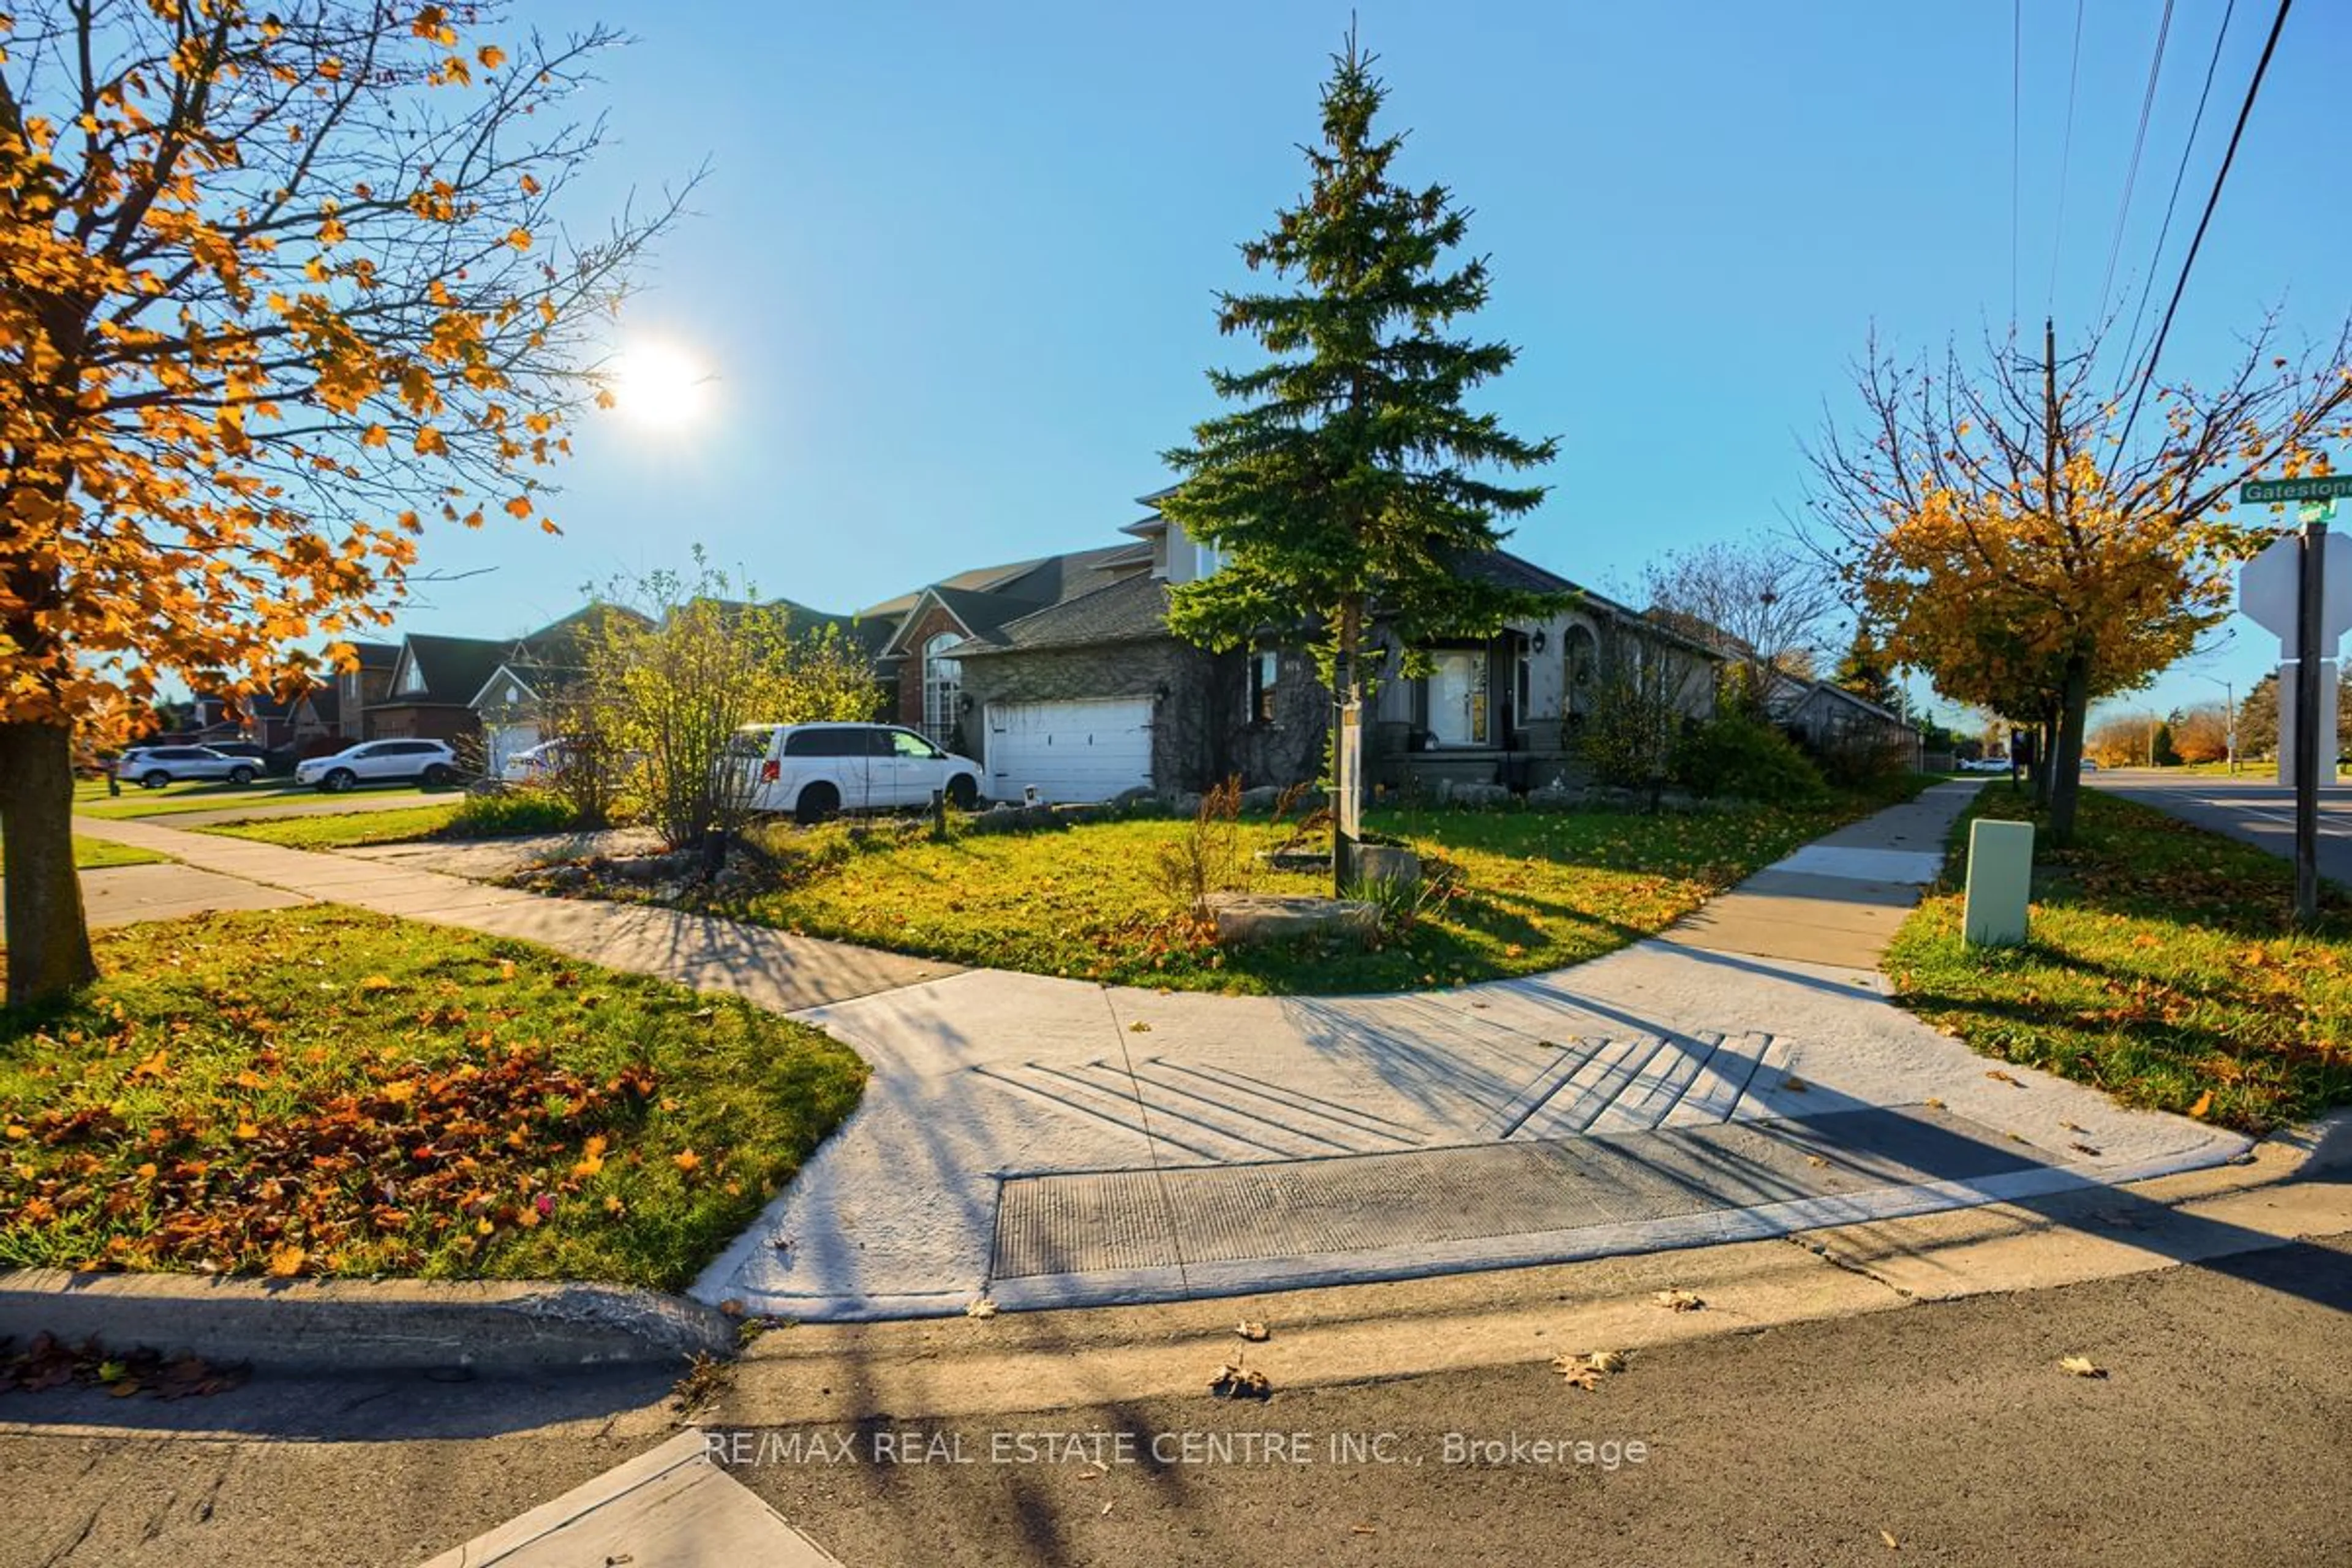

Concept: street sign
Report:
left=2241, top=475, right=2352, bottom=504
left=2241, top=529, right=2352, bottom=655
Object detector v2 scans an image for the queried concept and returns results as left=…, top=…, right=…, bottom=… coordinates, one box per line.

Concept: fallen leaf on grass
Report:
left=671, top=1150, right=701, bottom=1175
left=2059, top=1355, right=2107, bottom=1379
left=1236, top=1321, right=1270, bottom=1342
left=965, top=1298, right=999, bottom=1320
left=2188, top=1090, right=2215, bottom=1120
left=264, top=1243, right=306, bottom=1278
left=1986, top=1069, right=2024, bottom=1087
left=1653, top=1289, right=1704, bottom=1313
left=1882, top=1528, right=1900, bottom=1550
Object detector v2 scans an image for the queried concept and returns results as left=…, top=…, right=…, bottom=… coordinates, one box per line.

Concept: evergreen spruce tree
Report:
left=1831, top=627, right=1900, bottom=710
left=1159, top=32, right=1558, bottom=890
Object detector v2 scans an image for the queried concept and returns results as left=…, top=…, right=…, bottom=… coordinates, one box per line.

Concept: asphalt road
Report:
left=8, top=1240, right=2348, bottom=1567
left=2092, top=769, right=2352, bottom=888
left=726, top=1237, right=2352, bottom=1568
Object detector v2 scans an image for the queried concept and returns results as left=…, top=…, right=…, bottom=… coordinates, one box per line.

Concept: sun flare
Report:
left=606, top=339, right=713, bottom=428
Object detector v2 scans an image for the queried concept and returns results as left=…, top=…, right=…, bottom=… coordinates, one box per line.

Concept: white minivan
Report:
left=733, top=723, right=983, bottom=824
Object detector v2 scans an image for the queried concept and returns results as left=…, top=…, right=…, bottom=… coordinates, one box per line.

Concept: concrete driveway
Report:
left=2093, top=769, right=2352, bottom=887
left=695, top=938, right=2249, bottom=1321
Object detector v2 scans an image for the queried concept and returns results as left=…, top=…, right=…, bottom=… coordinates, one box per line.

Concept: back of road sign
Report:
left=2239, top=530, right=2352, bottom=657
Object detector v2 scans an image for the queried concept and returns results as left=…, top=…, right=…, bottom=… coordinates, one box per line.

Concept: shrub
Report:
left=1673, top=714, right=1828, bottom=804
left=1155, top=777, right=1250, bottom=918
left=1807, top=725, right=1915, bottom=791
left=446, top=787, right=577, bottom=838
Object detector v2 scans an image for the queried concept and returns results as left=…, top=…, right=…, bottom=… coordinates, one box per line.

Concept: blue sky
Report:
left=404, top=0, right=2350, bottom=732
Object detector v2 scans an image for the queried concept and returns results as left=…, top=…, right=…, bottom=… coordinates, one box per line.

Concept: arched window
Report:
left=1564, top=624, right=1600, bottom=714
left=922, top=632, right=962, bottom=745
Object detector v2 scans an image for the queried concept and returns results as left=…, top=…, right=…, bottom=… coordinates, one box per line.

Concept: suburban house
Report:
left=179, top=688, right=341, bottom=753
left=332, top=641, right=400, bottom=741
left=365, top=633, right=516, bottom=749
left=859, top=545, right=1156, bottom=757
left=1764, top=672, right=1923, bottom=772
left=925, top=494, right=1722, bottom=804
left=464, top=605, right=650, bottom=777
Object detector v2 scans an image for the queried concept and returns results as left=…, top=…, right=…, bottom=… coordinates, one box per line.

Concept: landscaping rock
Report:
left=1257, top=847, right=1333, bottom=875
left=1111, top=785, right=1160, bottom=813
left=1205, top=892, right=1380, bottom=947
left=1236, top=785, right=1284, bottom=815
left=1526, top=785, right=1581, bottom=812
left=1441, top=782, right=1513, bottom=809
left=1354, top=844, right=1422, bottom=886
left=1163, top=791, right=1204, bottom=820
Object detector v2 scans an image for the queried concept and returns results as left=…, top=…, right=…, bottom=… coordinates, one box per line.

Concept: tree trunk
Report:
left=1331, top=598, right=1365, bottom=897
left=0, top=719, right=98, bottom=1007
left=2047, top=654, right=2092, bottom=846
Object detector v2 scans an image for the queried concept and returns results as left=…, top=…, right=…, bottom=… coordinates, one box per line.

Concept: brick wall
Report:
left=892, top=603, right=969, bottom=733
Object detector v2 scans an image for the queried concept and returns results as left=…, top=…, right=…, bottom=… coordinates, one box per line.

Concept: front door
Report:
left=1428, top=652, right=1488, bottom=747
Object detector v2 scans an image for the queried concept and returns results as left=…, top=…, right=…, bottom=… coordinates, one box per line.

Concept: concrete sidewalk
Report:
left=1660, top=778, right=1978, bottom=968
left=70, top=812, right=954, bottom=1012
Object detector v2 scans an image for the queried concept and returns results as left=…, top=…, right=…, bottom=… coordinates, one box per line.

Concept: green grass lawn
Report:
left=0, top=907, right=865, bottom=1289
left=0, top=836, right=168, bottom=873
left=195, top=802, right=462, bottom=849
left=1883, top=785, right=2352, bottom=1133
left=725, top=786, right=1924, bottom=996
left=75, top=778, right=453, bottom=820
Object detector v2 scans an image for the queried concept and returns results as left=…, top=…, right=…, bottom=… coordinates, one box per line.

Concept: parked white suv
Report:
left=733, top=723, right=982, bottom=824
left=295, top=738, right=461, bottom=792
left=116, top=745, right=259, bottom=788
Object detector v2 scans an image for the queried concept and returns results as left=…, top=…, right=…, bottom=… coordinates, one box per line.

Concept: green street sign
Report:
left=2241, top=475, right=2352, bottom=504
left=2302, top=499, right=2340, bottom=525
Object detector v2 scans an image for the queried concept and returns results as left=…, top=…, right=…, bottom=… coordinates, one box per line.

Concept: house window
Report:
left=922, top=632, right=962, bottom=745
left=1564, top=624, right=1599, bottom=714
left=1250, top=649, right=1279, bottom=725
left=1427, top=651, right=1488, bottom=747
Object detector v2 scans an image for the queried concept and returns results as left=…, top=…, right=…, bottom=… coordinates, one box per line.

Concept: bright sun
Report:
left=606, top=340, right=713, bottom=428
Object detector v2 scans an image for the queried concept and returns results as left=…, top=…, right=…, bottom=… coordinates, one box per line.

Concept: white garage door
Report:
left=484, top=721, right=540, bottom=778
left=985, top=698, right=1153, bottom=804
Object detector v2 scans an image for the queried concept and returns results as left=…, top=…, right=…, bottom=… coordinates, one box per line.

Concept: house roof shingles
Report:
left=950, top=571, right=1174, bottom=657
left=376, top=633, right=511, bottom=709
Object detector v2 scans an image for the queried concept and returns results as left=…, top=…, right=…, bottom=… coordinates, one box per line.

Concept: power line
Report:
left=2011, top=0, right=2022, bottom=327
left=2045, top=0, right=2087, bottom=309
left=2097, top=0, right=2175, bottom=327
left=2116, top=0, right=2292, bottom=455
left=2115, top=0, right=2237, bottom=396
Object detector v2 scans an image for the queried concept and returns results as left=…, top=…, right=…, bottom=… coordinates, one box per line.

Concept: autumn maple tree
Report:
left=1806, top=317, right=2352, bottom=844
left=1, top=2, right=678, bottom=1003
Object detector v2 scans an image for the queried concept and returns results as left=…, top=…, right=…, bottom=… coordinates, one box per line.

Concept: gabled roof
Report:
left=340, top=639, right=400, bottom=671
left=376, top=633, right=512, bottom=709
left=469, top=658, right=584, bottom=712
left=949, top=572, right=1174, bottom=657
left=860, top=543, right=1152, bottom=626
left=1765, top=671, right=1907, bottom=726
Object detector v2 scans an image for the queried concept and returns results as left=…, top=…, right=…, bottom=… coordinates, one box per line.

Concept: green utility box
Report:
left=1962, top=818, right=2035, bottom=947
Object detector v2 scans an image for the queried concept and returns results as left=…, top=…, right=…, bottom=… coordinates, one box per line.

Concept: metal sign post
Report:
left=2239, top=475, right=2352, bottom=928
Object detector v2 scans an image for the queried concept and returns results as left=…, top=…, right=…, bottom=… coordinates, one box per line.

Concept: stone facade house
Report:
left=938, top=496, right=1722, bottom=804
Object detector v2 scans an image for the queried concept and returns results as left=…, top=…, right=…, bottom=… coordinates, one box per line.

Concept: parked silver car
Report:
left=116, top=745, right=260, bottom=788
left=295, top=738, right=461, bottom=792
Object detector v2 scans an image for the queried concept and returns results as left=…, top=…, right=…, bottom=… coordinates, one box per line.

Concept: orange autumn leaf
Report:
left=672, top=1149, right=702, bottom=1175
left=266, top=1244, right=307, bottom=1278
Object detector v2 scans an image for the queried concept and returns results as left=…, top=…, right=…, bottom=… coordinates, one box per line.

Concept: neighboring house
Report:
left=179, top=687, right=338, bottom=753
left=366, top=633, right=516, bottom=748
left=938, top=494, right=1723, bottom=804
left=862, top=545, right=1155, bottom=757
left=464, top=604, right=652, bottom=777
left=1764, top=673, right=1923, bottom=772
left=332, top=641, right=399, bottom=741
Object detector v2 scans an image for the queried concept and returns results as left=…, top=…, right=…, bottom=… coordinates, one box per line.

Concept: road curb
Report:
left=0, top=1270, right=736, bottom=1374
